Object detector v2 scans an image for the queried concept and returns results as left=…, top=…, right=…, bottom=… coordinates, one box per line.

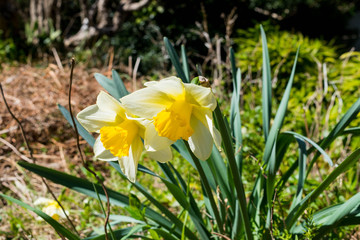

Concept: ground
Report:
left=0, top=62, right=134, bottom=238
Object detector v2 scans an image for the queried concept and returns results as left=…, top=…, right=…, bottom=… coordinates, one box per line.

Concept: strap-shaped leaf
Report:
left=289, top=136, right=307, bottom=211
left=260, top=25, right=272, bottom=141
left=58, top=104, right=95, bottom=147
left=292, top=193, right=360, bottom=237
left=110, top=161, right=198, bottom=240
left=94, top=73, right=120, bottom=99
left=230, top=68, right=243, bottom=172
left=0, top=193, right=80, bottom=240
left=307, top=97, right=360, bottom=175
left=283, top=131, right=333, bottom=167
left=84, top=226, right=147, bottom=240
left=112, top=69, right=129, bottom=97
left=164, top=37, right=188, bottom=83
left=94, top=70, right=129, bottom=99
left=18, top=161, right=176, bottom=237
left=277, top=97, right=360, bottom=188
left=213, top=105, right=253, bottom=240
left=181, top=45, right=190, bottom=82
left=286, top=148, right=360, bottom=229
left=342, top=127, right=360, bottom=135
left=263, top=48, right=299, bottom=165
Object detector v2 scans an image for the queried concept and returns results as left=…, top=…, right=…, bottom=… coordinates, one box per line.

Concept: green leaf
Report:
left=0, top=193, right=80, bottom=240
left=213, top=105, right=253, bottom=240
left=290, top=136, right=307, bottom=211
left=286, top=148, right=360, bottom=229
left=307, top=97, right=360, bottom=175
left=150, top=229, right=179, bottom=240
left=278, top=97, right=360, bottom=188
left=230, top=67, right=243, bottom=172
left=112, top=69, right=129, bottom=97
left=110, top=161, right=198, bottom=240
left=181, top=45, right=190, bottom=82
left=263, top=47, right=299, bottom=165
left=283, top=131, right=333, bottom=167
left=342, top=127, right=360, bottom=135
left=168, top=163, right=211, bottom=240
left=292, top=193, right=360, bottom=237
left=18, top=161, right=176, bottom=236
left=260, top=25, right=272, bottom=141
left=94, top=73, right=121, bottom=100
left=164, top=37, right=188, bottom=83
left=321, top=192, right=360, bottom=226
left=121, top=224, right=147, bottom=240
left=83, top=226, right=146, bottom=240
left=58, top=104, right=95, bottom=147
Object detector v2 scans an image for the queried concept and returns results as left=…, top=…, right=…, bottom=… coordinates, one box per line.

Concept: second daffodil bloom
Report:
left=120, top=76, right=221, bottom=160
left=34, top=197, right=67, bottom=221
left=77, top=91, right=173, bottom=182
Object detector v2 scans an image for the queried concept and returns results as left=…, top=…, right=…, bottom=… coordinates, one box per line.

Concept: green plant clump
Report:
left=1, top=27, right=360, bottom=239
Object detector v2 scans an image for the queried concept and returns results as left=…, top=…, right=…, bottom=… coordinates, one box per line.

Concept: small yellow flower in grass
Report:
left=121, top=76, right=221, bottom=160
left=34, top=197, right=67, bottom=221
left=77, top=91, right=173, bottom=182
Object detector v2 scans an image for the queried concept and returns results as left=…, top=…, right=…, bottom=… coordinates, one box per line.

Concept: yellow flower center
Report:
left=44, top=201, right=61, bottom=220
left=100, top=119, right=139, bottom=158
left=153, top=98, right=194, bottom=141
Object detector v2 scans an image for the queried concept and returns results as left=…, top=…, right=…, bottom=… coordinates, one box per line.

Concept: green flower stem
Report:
left=184, top=141, right=224, bottom=235
left=214, top=105, right=253, bottom=240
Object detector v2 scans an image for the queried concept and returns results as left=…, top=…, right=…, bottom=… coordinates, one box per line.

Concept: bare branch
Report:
left=121, top=0, right=150, bottom=11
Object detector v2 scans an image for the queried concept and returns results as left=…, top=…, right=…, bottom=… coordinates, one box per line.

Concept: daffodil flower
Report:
left=34, top=197, right=67, bottom=221
left=120, top=77, right=221, bottom=160
left=77, top=91, right=172, bottom=182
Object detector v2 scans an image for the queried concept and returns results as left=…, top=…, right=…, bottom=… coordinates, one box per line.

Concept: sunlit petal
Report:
left=118, top=137, right=143, bottom=182
left=184, top=84, right=217, bottom=110
left=144, top=123, right=174, bottom=151
left=144, top=77, right=185, bottom=97
left=77, top=105, right=118, bottom=132
left=188, top=117, right=213, bottom=160
left=147, top=147, right=172, bottom=163
left=94, top=136, right=118, bottom=161
left=120, top=87, right=174, bottom=118
left=97, top=91, right=125, bottom=116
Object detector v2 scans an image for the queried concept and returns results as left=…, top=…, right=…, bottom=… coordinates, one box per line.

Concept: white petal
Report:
left=77, top=105, right=118, bottom=132
left=118, top=137, right=143, bottom=182
left=147, top=147, right=172, bottom=163
left=120, top=87, right=174, bottom=118
left=188, top=117, right=213, bottom=160
left=212, top=126, right=222, bottom=150
left=192, top=106, right=221, bottom=149
left=97, top=91, right=125, bottom=116
left=34, top=197, right=52, bottom=205
left=145, top=77, right=185, bottom=97
left=144, top=123, right=174, bottom=151
left=93, top=136, right=118, bottom=161
left=184, top=84, right=217, bottom=110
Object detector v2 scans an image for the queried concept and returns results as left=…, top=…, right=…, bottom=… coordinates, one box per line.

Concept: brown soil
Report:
left=0, top=62, right=133, bottom=238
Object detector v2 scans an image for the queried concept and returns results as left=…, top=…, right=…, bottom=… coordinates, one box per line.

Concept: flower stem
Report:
left=213, top=105, right=253, bottom=240
left=184, top=141, right=224, bottom=235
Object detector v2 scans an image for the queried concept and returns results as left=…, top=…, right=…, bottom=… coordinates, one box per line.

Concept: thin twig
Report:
left=67, top=58, right=111, bottom=240
left=211, top=231, right=232, bottom=240
left=0, top=137, right=32, bottom=162
left=0, top=83, right=79, bottom=237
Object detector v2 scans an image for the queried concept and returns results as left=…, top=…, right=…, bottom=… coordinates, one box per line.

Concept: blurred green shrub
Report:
left=234, top=23, right=360, bottom=138
left=0, top=30, right=20, bottom=63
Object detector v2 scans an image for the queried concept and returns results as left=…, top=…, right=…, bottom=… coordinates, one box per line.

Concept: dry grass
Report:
left=0, top=62, right=133, bottom=238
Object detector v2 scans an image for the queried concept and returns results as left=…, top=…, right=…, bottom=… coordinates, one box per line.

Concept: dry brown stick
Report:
left=0, top=137, right=32, bottom=162
left=67, top=58, right=111, bottom=240
left=0, top=83, right=78, bottom=238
